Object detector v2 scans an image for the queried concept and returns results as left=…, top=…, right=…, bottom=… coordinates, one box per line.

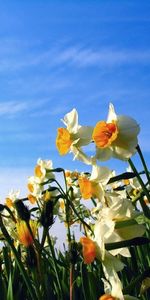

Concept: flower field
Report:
left=0, top=103, right=150, bottom=300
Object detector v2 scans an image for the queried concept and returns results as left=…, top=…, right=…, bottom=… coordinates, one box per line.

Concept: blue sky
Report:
left=0, top=0, right=150, bottom=199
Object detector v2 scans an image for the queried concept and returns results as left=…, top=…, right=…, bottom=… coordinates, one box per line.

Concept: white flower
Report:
left=93, top=103, right=140, bottom=161
left=56, top=109, right=93, bottom=162
left=34, top=158, right=55, bottom=183
left=27, top=176, right=43, bottom=199
left=79, top=164, right=112, bottom=202
left=94, top=196, right=145, bottom=258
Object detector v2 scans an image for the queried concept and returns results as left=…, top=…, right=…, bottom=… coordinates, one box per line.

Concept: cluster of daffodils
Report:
left=0, top=103, right=149, bottom=300
left=56, top=104, right=146, bottom=299
left=56, top=103, right=140, bottom=163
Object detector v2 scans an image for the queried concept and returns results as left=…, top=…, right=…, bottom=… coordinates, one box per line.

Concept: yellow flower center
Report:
left=80, top=236, right=96, bottom=264
left=5, top=198, right=13, bottom=208
left=92, top=121, right=118, bottom=148
left=79, top=176, right=99, bottom=200
left=56, top=128, right=72, bottom=155
left=27, top=183, right=34, bottom=193
left=59, top=200, right=65, bottom=210
left=44, top=191, right=51, bottom=201
left=34, top=165, right=43, bottom=178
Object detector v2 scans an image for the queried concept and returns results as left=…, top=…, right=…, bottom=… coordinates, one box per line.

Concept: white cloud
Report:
left=1, top=37, right=150, bottom=72
left=0, top=101, right=28, bottom=116
left=55, top=46, right=150, bottom=67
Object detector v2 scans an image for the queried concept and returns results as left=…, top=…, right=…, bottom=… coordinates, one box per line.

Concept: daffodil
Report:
left=34, top=158, right=54, bottom=183
left=16, top=220, right=37, bottom=247
left=80, top=236, right=126, bottom=300
left=56, top=108, right=93, bottom=160
left=5, top=190, right=20, bottom=208
left=79, top=163, right=112, bottom=202
left=93, top=103, right=140, bottom=161
left=94, top=196, right=145, bottom=258
left=27, top=175, right=43, bottom=201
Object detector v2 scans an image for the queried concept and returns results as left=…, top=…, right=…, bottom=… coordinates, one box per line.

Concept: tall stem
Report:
left=136, top=145, right=150, bottom=183
left=47, top=233, right=63, bottom=299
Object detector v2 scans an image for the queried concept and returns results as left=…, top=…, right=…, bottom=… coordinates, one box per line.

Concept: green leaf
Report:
left=7, top=273, right=14, bottom=300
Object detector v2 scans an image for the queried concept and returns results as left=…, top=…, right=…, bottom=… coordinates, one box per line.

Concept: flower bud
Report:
left=14, top=200, right=30, bottom=221
left=40, top=200, right=53, bottom=228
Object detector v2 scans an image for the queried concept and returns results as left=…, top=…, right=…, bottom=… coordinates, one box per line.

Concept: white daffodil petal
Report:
left=96, top=147, right=113, bottom=161
left=102, top=258, right=124, bottom=299
left=76, top=126, right=93, bottom=146
left=107, top=103, right=117, bottom=122
left=71, top=146, right=94, bottom=165
left=113, top=144, right=137, bottom=160
left=116, top=224, right=145, bottom=240
left=110, top=247, right=131, bottom=257
left=62, top=108, right=79, bottom=133
left=117, top=115, right=140, bottom=138
left=90, top=164, right=112, bottom=184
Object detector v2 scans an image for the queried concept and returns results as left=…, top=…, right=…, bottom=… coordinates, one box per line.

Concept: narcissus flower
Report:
left=34, top=158, right=54, bottom=183
left=79, top=164, right=112, bottom=202
left=94, top=196, right=145, bottom=258
left=16, top=220, right=37, bottom=247
left=80, top=236, right=96, bottom=264
left=79, top=176, right=101, bottom=200
left=93, top=103, right=140, bottom=161
left=56, top=108, right=93, bottom=159
left=27, top=176, right=43, bottom=200
left=5, top=190, right=20, bottom=208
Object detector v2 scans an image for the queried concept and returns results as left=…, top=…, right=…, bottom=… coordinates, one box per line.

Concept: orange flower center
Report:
left=80, top=236, right=96, bottom=264
left=16, top=220, right=37, bottom=247
left=79, top=176, right=99, bottom=200
left=28, top=194, right=37, bottom=204
left=56, top=128, right=72, bottom=155
left=92, top=121, right=118, bottom=148
left=99, top=295, right=117, bottom=300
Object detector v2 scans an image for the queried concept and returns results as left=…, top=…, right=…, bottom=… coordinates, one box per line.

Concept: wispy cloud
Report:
left=0, top=97, right=69, bottom=118
left=0, top=101, right=28, bottom=116
left=54, top=46, right=150, bottom=67
left=1, top=37, right=150, bottom=72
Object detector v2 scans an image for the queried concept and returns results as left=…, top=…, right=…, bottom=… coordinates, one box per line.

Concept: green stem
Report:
left=105, top=237, right=150, bottom=251
left=128, top=158, right=150, bottom=204
left=47, top=233, right=63, bottom=300
left=136, top=145, right=150, bottom=183
left=0, top=215, right=37, bottom=300
left=123, top=267, right=150, bottom=294
left=68, top=198, right=93, bottom=234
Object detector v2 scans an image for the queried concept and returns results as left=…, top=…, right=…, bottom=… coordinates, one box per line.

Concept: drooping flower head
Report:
left=93, top=103, right=140, bottom=161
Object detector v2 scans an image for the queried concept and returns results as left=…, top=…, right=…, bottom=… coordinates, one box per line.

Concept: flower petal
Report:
left=107, top=103, right=117, bottom=123
left=62, top=108, right=79, bottom=134
left=90, top=164, right=112, bottom=184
